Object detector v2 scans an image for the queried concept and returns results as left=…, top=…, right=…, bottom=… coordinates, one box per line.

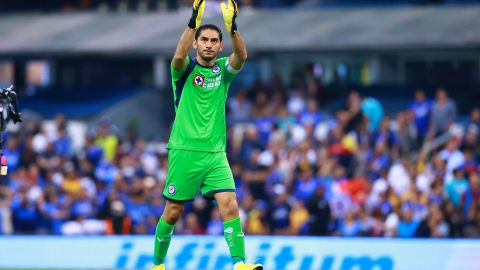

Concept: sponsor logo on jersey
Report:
left=168, top=184, right=176, bottom=195
left=193, top=75, right=205, bottom=86
left=212, top=65, right=221, bottom=74
left=202, top=75, right=222, bottom=90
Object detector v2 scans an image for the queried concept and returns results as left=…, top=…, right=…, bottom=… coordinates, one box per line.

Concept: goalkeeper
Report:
left=151, top=0, right=263, bottom=270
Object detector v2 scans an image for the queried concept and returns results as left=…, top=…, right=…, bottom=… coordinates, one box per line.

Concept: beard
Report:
left=198, top=50, right=218, bottom=62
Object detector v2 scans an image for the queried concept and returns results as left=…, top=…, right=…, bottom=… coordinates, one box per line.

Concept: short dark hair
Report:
left=195, top=24, right=223, bottom=41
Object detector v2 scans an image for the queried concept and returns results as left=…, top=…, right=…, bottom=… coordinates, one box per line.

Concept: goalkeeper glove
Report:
left=220, top=0, right=238, bottom=35
left=188, top=0, right=206, bottom=30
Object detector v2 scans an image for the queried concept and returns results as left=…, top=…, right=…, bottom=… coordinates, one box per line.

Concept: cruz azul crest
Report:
left=193, top=74, right=205, bottom=86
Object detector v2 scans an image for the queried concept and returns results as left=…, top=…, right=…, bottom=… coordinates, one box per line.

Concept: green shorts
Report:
left=163, top=149, right=235, bottom=202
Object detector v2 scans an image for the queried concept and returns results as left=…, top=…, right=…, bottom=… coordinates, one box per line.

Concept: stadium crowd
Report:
left=0, top=73, right=479, bottom=238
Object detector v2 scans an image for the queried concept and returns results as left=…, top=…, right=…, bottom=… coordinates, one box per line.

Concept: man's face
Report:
left=194, top=29, right=223, bottom=62
left=415, top=90, right=425, bottom=102
left=471, top=108, right=480, bottom=121
left=436, top=89, right=447, bottom=102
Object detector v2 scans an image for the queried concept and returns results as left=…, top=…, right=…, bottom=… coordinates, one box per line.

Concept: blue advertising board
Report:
left=0, top=236, right=479, bottom=270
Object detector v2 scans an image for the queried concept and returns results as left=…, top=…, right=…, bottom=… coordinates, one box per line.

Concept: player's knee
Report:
left=223, top=198, right=239, bottom=218
left=164, top=203, right=184, bottom=224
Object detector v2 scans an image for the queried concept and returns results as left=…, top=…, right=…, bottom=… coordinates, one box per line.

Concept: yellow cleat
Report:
left=151, top=264, right=165, bottom=270
left=235, top=262, right=264, bottom=270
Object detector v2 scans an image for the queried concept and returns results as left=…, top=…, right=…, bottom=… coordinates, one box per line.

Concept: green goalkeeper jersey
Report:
left=167, top=56, right=239, bottom=152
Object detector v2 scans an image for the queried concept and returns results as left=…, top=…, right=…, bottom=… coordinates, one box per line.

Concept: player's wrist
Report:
left=188, top=8, right=199, bottom=29
left=188, top=0, right=205, bottom=30
left=231, top=14, right=238, bottom=35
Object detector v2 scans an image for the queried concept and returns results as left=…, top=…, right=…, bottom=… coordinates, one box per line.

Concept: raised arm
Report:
left=172, top=0, right=206, bottom=71
left=221, top=0, right=248, bottom=70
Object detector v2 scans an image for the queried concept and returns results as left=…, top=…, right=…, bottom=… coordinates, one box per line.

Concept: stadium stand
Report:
left=1, top=77, right=479, bottom=237
left=0, top=1, right=479, bottom=240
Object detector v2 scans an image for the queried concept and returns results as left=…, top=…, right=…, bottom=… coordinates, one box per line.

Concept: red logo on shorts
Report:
left=193, top=75, right=205, bottom=86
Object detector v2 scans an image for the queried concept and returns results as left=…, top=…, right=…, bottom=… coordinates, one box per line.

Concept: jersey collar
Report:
left=193, top=57, right=215, bottom=68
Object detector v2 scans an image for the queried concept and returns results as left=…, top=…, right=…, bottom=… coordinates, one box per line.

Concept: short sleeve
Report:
left=171, top=57, right=191, bottom=81
left=222, top=57, right=241, bottom=83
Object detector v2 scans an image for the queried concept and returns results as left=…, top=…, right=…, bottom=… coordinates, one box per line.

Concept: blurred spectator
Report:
left=61, top=163, right=82, bottom=196
left=3, top=134, right=21, bottom=175
left=299, top=100, right=323, bottom=127
left=396, top=208, right=420, bottom=238
left=430, top=88, right=457, bottom=136
left=388, top=157, right=411, bottom=197
left=384, top=205, right=400, bottom=237
left=444, top=168, right=469, bottom=208
left=20, top=135, right=39, bottom=168
left=467, top=107, right=480, bottom=134
left=245, top=198, right=269, bottom=235
left=293, top=168, right=317, bottom=201
left=415, top=204, right=449, bottom=238
left=84, top=135, right=104, bottom=167
left=100, top=191, right=131, bottom=235
left=396, top=111, right=418, bottom=154
left=178, top=213, right=205, bottom=235
left=440, top=138, right=465, bottom=183
left=360, top=95, right=384, bottom=133
left=38, top=188, right=68, bottom=235
left=370, top=209, right=385, bottom=237
left=10, top=189, right=42, bottom=234
left=342, top=91, right=364, bottom=133
left=276, top=105, right=296, bottom=133
left=95, top=121, right=118, bottom=162
left=289, top=200, right=309, bottom=235
left=191, top=197, right=213, bottom=230
left=339, top=210, right=361, bottom=237
left=410, top=89, right=431, bottom=143
left=53, top=124, right=72, bottom=158
left=287, top=90, right=306, bottom=117
left=206, top=209, right=224, bottom=235
left=445, top=201, right=464, bottom=237
left=242, top=149, right=270, bottom=200
left=266, top=184, right=291, bottom=235
left=125, top=177, right=151, bottom=234
left=239, top=125, right=263, bottom=167
left=463, top=172, right=480, bottom=215
left=305, top=184, right=330, bottom=236
left=0, top=186, right=13, bottom=234
left=358, top=208, right=376, bottom=236
left=228, top=89, right=252, bottom=123
left=463, top=204, right=480, bottom=238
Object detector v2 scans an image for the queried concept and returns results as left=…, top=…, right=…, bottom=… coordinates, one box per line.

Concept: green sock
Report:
left=223, top=217, right=246, bottom=265
left=154, top=216, right=175, bottom=265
